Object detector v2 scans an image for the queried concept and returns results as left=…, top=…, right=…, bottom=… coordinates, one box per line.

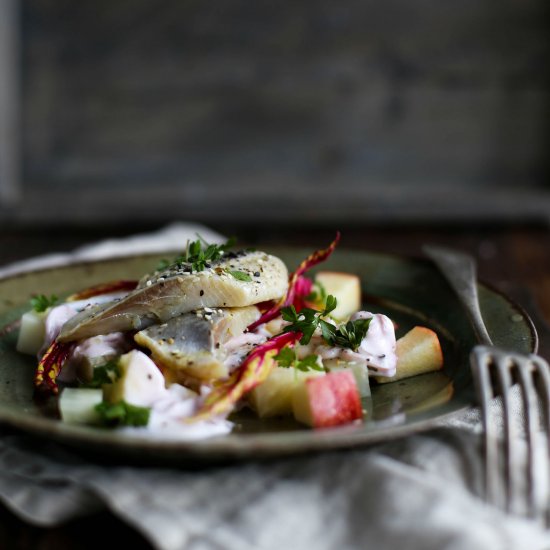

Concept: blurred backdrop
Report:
left=0, top=0, right=549, bottom=226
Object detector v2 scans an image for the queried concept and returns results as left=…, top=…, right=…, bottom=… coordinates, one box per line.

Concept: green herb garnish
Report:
left=274, top=347, right=324, bottom=373
left=228, top=270, right=252, bottom=282
left=158, top=236, right=237, bottom=273
left=282, top=295, right=371, bottom=351
left=281, top=295, right=338, bottom=345
left=156, top=258, right=171, bottom=271
left=323, top=318, right=372, bottom=352
left=85, top=360, right=121, bottom=388
left=30, top=294, right=58, bottom=313
left=94, top=400, right=150, bottom=427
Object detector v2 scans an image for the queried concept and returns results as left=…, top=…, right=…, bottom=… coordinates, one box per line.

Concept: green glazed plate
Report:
left=0, top=248, right=537, bottom=465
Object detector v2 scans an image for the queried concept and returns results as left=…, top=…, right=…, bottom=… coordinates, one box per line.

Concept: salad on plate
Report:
left=16, top=234, right=444, bottom=440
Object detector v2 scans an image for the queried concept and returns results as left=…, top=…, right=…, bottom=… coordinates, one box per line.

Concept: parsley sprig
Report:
left=84, top=360, right=121, bottom=388
left=274, top=347, right=324, bottom=373
left=227, top=269, right=252, bottom=282
left=94, top=400, right=150, bottom=427
left=157, top=236, right=237, bottom=273
left=324, top=318, right=372, bottom=352
left=281, top=295, right=338, bottom=345
left=30, top=294, right=58, bottom=313
left=281, top=295, right=371, bottom=352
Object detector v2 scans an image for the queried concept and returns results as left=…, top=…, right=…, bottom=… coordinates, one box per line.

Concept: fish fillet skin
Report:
left=57, top=251, right=288, bottom=342
left=134, top=306, right=260, bottom=383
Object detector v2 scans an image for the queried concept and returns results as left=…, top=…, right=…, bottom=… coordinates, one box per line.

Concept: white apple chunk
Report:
left=16, top=310, right=46, bottom=355
left=375, top=326, right=444, bottom=384
left=314, top=271, right=361, bottom=320
left=248, top=366, right=324, bottom=418
left=292, top=370, right=363, bottom=428
left=59, top=388, right=103, bottom=425
left=103, top=350, right=166, bottom=407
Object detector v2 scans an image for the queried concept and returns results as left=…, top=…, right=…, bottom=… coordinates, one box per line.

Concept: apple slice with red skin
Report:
left=292, top=370, right=363, bottom=428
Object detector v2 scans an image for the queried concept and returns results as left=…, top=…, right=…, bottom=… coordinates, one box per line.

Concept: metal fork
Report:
left=424, top=245, right=550, bottom=526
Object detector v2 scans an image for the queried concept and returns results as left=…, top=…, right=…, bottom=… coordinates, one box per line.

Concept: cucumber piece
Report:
left=324, top=359, right=371, bottom=397
left=59, top=388, right=103, bottom=425
left=16, top=310, right=46, bottom=355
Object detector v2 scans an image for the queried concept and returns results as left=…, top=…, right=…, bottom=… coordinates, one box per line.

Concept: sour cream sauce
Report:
left=312, top=312, right=397, bottom=377
left=122, top=384, right=233, bottom=440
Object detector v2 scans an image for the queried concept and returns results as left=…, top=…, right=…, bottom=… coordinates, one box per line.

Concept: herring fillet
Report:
left=134, top=306, right=260, bottom=383
left=57, top=251, right=288, bottom=342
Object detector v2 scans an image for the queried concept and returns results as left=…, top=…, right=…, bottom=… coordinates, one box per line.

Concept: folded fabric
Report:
left=0, top=223, right=548, bottom=550
left=0, top=427, right=548, bottom=550
left=0, top=222, right=224, bottom=279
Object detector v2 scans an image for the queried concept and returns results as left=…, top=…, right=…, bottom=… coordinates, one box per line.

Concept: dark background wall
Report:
left=1, top=0, right=549, bottom=225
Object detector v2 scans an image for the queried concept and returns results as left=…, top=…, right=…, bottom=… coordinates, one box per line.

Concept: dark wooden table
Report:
left=1, top=222, right=549, bottom=549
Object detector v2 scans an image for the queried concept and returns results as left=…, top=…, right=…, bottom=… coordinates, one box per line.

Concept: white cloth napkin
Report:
left=0, top=223, right=549, bottom=550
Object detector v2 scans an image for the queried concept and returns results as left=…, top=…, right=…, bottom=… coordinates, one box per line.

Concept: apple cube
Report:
left=103, top=350, right=166, bottom=407
left=375, top=326, right=443, bottom=384
left=16, top=310, right=46, bottom=355
left=292, top=370, right=363, bottom=428
left=248, top=366, right=324, bottom=418
left=59, top=388, right=103, bottom=425
left=314, top=271, right=361, bottom=320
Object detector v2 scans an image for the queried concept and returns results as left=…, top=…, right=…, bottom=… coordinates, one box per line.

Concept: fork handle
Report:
left=423, top=245, right=493, bottom=346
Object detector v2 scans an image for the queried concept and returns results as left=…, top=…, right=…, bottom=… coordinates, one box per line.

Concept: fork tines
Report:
left=470, top=345, right=550, bottom=526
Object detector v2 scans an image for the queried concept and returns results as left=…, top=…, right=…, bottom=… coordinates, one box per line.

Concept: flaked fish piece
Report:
left=57, top=251, right=288, bottom=343
left=134, top=306, right=261, bottom=383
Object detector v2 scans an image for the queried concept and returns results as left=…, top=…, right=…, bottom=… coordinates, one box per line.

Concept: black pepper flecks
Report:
left=200, top=290, right=204, bottom=296
left=254, top=271, right=260, bottom=277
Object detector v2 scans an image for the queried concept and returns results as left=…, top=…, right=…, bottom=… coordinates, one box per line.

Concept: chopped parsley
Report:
left=282, top=295, right=371, bottom=351
left=158, top=236, right=237, bottom=273
left=227, top=270, right=252, bottom=282
left=156, top=258, right=171, bottom=271
left=84, top=360, right=121, bottom=388
left=274, top=347, right=324, bottom=373
left=281, top=295, right=338, bottom=345
left=30, top=294, right=58, bottom=313
left=323, top=317, right=372, bottom=352
left=94, top=400, right=150, bottom=427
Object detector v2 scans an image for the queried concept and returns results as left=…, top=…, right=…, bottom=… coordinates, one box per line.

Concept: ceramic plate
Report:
left=0, top=248, right=537, bottom=465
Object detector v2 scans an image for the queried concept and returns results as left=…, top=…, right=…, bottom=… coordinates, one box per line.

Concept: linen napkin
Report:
left=0, top=223, right=548, bottom=550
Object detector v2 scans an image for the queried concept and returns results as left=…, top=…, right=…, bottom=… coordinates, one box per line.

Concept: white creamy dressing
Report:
left=122, top=384, right=233, bottom=440
left=58, top=332, right=132, bottom=383
left=42, top=292, right=130, bottom=350
left=287, top=311, right=397, bottom=377
left=43, top=304, right=78, bottom=350
left=71, top=332, right=130, bottom=364
left=342, top=312, right=397, bottom=377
